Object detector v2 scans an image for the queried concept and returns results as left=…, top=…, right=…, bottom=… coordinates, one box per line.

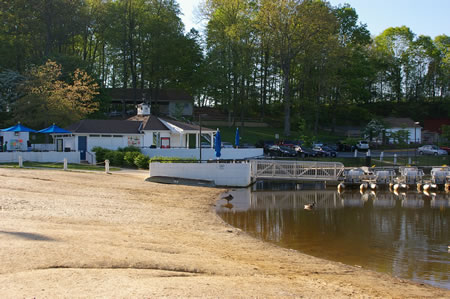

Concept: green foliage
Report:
left=92, top=147, right=111, bottom=163
left=124, top=151, right=140, bottom=167
left=134, top=153, right=150, bottom=169
left=149, top=156, right=197, bottom=163
left=105, top=151, right=125, bottom=167
left=441, top=125, right=450, bottom=141
left=118, top=146, right=141, bottom=153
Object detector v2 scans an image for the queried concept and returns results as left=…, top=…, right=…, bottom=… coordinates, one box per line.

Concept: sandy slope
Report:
left=0, top=168, right=448, bottom=298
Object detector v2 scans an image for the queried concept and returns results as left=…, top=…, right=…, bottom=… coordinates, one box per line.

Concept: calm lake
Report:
left=216, top=183, right=450, bottom=289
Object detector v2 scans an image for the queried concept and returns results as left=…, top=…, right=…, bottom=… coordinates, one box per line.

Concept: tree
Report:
left=13, top=60, right=99, bottom=128
left=257, top=0, right=337, bottom=136
left=0, top=69, right=25, bottom=111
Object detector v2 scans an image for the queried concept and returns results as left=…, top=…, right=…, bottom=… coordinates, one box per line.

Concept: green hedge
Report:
left=92, top=147, right=197, bottom=169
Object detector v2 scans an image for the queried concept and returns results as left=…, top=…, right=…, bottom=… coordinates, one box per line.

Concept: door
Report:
left=56, top=139, right=63, bottom=152
left=78, top=136, right=87, bottom=160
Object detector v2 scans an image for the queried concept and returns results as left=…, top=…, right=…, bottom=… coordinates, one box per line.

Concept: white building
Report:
left=55, top=103, right=217, bottom=160
left=383, top=117, right=422, bottom=144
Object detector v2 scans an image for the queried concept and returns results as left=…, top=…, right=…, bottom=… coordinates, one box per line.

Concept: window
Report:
left=89, top=134, right=100, bottom=137
left=153, top=132, right=160, bottom=147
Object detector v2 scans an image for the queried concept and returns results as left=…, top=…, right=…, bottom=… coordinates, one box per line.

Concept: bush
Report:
left=118, top=146, right=141, bottom=153
left=105, top=151, right=125, bottom=167
left=134, top=153, right=150, bottom=169
left=124, top=151, right=140, bottom=167
left=92, top=146, right=111, bottom=163
left=149, top=156, right=197, bottom=163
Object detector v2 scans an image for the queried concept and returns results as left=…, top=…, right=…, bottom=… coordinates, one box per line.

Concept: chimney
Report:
left=137, top=103, right=151, bottom=116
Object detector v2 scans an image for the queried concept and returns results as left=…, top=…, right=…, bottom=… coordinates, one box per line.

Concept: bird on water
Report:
left=304, top=202, right=315, bottom=210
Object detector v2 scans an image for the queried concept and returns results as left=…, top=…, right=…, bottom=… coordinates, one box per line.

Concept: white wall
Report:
left=0, top=131, right=30, bottom=151
left=0, top=151, right=80, bottom=163
left=149, top=162, right=251, bottom=187
left=141, top=148, right=263, bottom=160
left=386, top=127, right=422, bottom=144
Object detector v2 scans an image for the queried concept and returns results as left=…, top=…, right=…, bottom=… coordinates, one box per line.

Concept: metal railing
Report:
left=250, top=160, right=345, bottom=181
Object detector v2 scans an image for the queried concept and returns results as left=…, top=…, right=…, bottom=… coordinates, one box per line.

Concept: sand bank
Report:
left=0, top=168, right=448, bottom=298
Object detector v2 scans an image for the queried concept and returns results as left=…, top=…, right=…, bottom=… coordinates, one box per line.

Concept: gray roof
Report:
left=384, top=117, right=420, bottom=128
left=66, top=115, right=214, bottom=134
left=66, top=119, right=142, bottom=134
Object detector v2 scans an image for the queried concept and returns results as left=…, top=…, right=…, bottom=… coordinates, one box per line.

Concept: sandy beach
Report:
left=0, top=168, right=448, bottom=298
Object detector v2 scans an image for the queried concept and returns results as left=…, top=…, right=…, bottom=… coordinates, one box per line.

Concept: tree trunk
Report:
left=282, top=61, right=291, bottom=136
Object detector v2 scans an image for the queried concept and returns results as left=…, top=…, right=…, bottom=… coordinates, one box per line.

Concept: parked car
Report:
left=294, top=145, right=316, bottom=157
left=321, top=146, right=338, bottom=157
left=355, top=140, right=369, bottom=151
left=417, top=145, right=448, bottom=156
left=312, top=146, right=337, bottom=157
left=267, top=145, right=297, bottom=157
left=239, top=143, right=256, bottom=148
left=336, top=141, right=353, bottom=152
left=440, top=146, right=450, bottom=154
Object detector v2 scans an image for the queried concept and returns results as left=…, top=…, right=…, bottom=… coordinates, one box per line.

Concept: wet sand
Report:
left=0, top=168, right=448, bottom=298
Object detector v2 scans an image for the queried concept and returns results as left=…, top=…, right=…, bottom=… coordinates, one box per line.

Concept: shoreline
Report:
left=0, top=168, right=448, bottom=298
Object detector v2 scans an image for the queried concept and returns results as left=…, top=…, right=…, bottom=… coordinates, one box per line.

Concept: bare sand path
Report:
left=0, top=168, right=448, bottom=298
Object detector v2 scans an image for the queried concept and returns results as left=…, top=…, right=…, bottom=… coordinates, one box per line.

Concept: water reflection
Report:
left=217, top=188, right=450, bottom=289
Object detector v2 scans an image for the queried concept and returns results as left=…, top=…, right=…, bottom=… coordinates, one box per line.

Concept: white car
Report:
left=417, top=145, right=447, bottom=156
left=356, top=140, right=369, bottom=150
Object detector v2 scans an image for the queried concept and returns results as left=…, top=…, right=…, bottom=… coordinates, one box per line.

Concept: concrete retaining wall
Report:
left=142, top=148, right=263, bottom=160
left=149, top=162, right=252, bottom=187
left=0, top=152, right=81, bottom=164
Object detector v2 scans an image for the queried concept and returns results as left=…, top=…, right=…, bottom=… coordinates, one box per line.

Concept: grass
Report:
left=0, top=162, right=121, bottom=171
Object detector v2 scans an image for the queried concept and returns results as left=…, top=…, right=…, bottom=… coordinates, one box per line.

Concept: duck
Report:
left=445, top=182, right=450, bottom=192
left=304, top=203, right=315, bottom=210
left=337, top=183, right=345, bottom=193
left=393, top=183, right=407, bottom=192
left=360, top=182, right=369, bottom=192
left=222, top=194, right=234, bottom=201
left=369, top=183, right=377, bottom=190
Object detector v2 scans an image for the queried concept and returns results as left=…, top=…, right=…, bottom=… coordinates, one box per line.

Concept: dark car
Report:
left=336, top=142, right=352, bottom=152
left=294, top=145, right=316, bottom=157
left=440, top=146, right=450, bottom=154
left=313, top=146, right=337, bottom=157
left=267, top=145, right=297, bottom=157
left=321, top=146, right=337, bottom=157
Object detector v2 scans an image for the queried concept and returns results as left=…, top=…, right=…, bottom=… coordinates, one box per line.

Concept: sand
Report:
left=0, top=168, right=448, bottom=298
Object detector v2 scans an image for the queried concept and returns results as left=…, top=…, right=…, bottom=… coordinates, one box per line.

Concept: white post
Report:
left=380, top=152, right=384, bottom=161
left=354, top=149, right=358, bottom=157
left=63, top=158, right=68, bottom=171
left=105, top=159, right=110, bottom=174
left=18, top=156, right=23, bottom=168
left=408, top=157, right=412, bottom=165
left=367, top=149, right=371, bottom=157
left=394, top=154, right=397, bottom=165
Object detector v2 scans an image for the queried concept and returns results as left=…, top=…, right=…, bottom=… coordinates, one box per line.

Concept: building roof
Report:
left=66, top=119, right=142, bottom=134
left=66, top=116, right=214, bottom=134
left=383, top=117, right=420, bottom=128
left=105, top=88, right=193, bottom=103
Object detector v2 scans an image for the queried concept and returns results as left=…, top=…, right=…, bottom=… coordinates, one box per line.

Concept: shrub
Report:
left=118, top=146, right=141, bottom=153
left=92, top=146, right=111, bottom=163
left=105, top=151, right=125, bottom=167
left=149, top=156, right=197, bottom=163
left=124, top=151, right=140, bottom=167
left=134, top=153, right=150, bottom=169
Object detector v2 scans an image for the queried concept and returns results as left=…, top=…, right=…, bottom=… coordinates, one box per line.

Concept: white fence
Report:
left=31, top=144, right=56, bottom=151
left=142, top=148, right=263, bottom=160
left=149, top=162, right=252, bottom=187
left=0, top=152, right=80, bottom=164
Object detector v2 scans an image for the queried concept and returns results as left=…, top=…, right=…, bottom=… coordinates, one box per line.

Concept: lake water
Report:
left=216, top=184, right=450, bottom=289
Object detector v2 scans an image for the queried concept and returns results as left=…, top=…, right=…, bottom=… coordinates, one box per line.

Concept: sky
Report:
left=179, top=0, right=450, bottom=38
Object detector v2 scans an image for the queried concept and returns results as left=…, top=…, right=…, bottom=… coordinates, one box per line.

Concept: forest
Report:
left=0, top=0, right=449, bottom=136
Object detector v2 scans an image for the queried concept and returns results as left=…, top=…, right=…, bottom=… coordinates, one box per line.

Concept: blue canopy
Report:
left=38, top=124, right=72, bottom=134
left=1, top=122, right=37, bottom=133
left=214, top=129, right=222, bottom=158
left=235, top=127, right=240, bottom=148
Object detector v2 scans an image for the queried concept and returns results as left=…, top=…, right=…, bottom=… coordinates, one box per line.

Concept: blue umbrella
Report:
left=235, top=127, right=240, bottom=148
left=1, top=122, right=37, bottom=132
left=214, top=128, right=222, bottom=158
left=38, top=124, right=72, bottom=134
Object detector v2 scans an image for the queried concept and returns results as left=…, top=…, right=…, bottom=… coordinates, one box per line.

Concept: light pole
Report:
left=198, top=114, right=207, bottom=162
left=414, top=121, right=420, bottom=163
